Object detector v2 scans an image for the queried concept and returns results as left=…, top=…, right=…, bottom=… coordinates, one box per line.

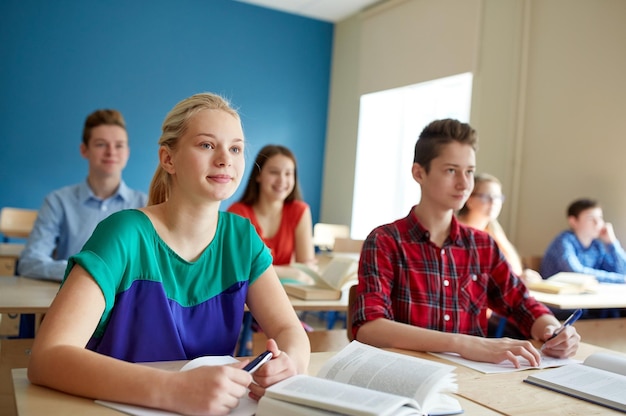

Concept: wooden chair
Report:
left=522, top=255, right=543, bottom=271
left=347, top=284, right=357, bottom=342
left=333, top=238, right=364, bottom=254
left=0, top=208, right=38, bottom=242
left=313, top=223, right=350, bottom=252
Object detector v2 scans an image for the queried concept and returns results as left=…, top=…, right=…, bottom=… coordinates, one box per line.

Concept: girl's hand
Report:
left=169, top=361, right=251, bottom=416
left=247, top=338, right=298, bottom=400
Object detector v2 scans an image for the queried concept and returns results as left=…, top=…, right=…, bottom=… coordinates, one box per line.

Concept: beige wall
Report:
left=322, top=0, right=626, bottom=258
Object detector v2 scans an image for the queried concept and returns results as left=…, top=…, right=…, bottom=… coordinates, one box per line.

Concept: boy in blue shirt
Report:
left=18, top=109, right=147, bottom=280
left=542, top=198, right=626, bottom=284
left=542, top=198, right=626, bottom=318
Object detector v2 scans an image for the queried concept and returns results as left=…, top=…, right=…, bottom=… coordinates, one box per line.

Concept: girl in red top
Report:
left=228, top=145, right=316, bottom=283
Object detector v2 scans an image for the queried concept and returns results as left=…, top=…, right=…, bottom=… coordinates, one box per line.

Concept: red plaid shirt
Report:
left=351, top=208, right=551, bottom=339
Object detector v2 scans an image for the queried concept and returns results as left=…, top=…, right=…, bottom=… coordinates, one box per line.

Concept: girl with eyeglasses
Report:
left=457, top=173, right=541, bottom=285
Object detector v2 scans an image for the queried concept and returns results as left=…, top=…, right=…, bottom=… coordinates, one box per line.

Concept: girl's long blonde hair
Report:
left=458, top=173, right=523, bottom=274
left=147, top=93, right=240, bottom=206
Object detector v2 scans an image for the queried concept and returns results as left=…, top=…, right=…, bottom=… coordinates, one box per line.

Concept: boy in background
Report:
left=18, top=109, right=147, bottom=281
left=541, top=198, right=626, bottom=318
left=541, top=198, right=626, bottom=284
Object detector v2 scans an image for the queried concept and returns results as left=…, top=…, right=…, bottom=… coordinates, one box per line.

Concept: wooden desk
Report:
left=0, top=277, right=60, bottom=315
left=530, top=283, right=626, bottom=309
left=12, top=351, right=500, bottom=415
left=0, top=244, right=24, bottom=276
left=0, top=275, right=60, bottom=336
left=0, top=276, right=345, bottom=316
left=12, top=343, right=625, bottom=415
left=456, top=342, right=625, bottom=415
left=0, top=274, right=347, bottom=358
left=0, top=277, right=60, bottom=415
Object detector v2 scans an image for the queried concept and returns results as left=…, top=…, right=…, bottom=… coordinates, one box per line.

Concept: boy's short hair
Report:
left=567, top=198, right=600, bottom=218
left=413, top=118, right=478, bottom=172
left=82, top=109, right=126, bottom=145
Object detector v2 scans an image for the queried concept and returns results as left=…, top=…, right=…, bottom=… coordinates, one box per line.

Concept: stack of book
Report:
left=526, top=272, right=598, bottom=294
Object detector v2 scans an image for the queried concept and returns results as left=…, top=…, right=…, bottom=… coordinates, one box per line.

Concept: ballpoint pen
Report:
left=547, top=308, right=583, bottom=341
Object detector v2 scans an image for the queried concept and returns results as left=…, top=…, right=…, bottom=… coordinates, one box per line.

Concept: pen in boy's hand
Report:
left=547, top=308, right=583, bottom=341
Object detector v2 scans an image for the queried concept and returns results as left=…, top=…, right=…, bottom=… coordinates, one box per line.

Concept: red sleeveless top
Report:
left=227, top=200, right=308, bottom=265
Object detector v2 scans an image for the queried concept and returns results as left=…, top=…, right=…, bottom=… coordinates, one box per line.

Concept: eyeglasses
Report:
left=472, top=193, right=505, bottom=203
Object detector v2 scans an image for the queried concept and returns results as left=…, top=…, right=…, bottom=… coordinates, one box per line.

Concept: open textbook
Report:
left=524, top=352, right=626, bottom=412
left=256, top=341, right=463, bottom=416
left=282, top=255, right=358, bottom=300
left=527, top=272, right=599, bottom=294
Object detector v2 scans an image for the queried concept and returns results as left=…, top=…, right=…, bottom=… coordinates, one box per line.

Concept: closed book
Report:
left=283, top=284, right=342, bottom=300
left=527, top=272, right=599, bottom=294
left=526, top=280, right=587, bottom=294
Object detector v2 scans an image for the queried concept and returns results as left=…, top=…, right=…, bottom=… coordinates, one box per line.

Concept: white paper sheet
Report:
left=96, top=356, right=257, bottom=415
left=429, top=352, right=580, bottom=374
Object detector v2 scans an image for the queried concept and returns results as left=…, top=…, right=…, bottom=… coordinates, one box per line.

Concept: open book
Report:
left=282, top=255, right=358, bottom=300
left=524, top=352, right=626, bottom=412
left=256, top=341, right=463, bottom=416
left=526, top=272, right=599, bottom=294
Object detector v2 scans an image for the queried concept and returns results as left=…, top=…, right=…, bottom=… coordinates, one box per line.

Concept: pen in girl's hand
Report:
left=547, top=308, right=583, bottom=341
left=243, top=350, right=273, bottom=374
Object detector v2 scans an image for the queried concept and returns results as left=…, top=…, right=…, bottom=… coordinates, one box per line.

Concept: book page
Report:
left=292, top=257, right=357, bottom=290
left=263, top=374, right=420, bottom=416
left=292, top=263, right=331, bottom=288
left=583, top=352, right=626, bottom=376
left=319, top=256, right=358, bottom=289
left=179, top=355, right=237, bottom=371
left=96, top=397, right=257, bottom=416
left=430, top=352, right=580, bottom=374
left=317, top=341, right=460, bottom=414
left=256, top=395, right=343, bottom=416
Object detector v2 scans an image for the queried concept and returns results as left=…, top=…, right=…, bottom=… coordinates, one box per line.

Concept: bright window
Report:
left=351, top=73, right=473, bottom=239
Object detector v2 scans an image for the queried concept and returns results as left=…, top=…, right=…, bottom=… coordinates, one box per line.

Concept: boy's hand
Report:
left=600, top=222, right=617, bottom=244
left=459, top=336, right=541, bottom=368
left=541, top=324, right=580, bottom=358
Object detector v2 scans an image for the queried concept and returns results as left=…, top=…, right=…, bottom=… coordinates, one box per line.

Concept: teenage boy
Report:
left=18, top=109, right=147, bottom=281
left=541, top=198, right=626, bottom=284
left=350, top=119, right=580, bottom=367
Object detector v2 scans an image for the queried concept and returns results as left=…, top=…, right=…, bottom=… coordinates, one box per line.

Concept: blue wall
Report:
left=0, top=0, right=332, bottom=224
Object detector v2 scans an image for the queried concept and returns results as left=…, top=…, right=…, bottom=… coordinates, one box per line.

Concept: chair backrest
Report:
left=522, top=255, right=543, bottom=271
left=0, top=207, right=38, bottom=242
left=333, top=238, right=364, bottom=254
left=313, top=223, right=350, bottom=252
left=346, top=284, right=358, bottom=342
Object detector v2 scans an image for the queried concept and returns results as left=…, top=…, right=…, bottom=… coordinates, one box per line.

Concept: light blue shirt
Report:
left=541, top=230, right=626, bottom=284
left=18, top=179, right=147, bottom=281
